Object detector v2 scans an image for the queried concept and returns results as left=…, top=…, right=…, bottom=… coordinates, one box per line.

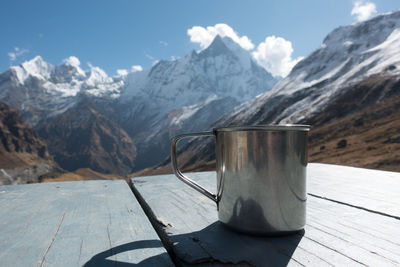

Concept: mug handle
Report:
left=171, top=132, right=218, bottom=203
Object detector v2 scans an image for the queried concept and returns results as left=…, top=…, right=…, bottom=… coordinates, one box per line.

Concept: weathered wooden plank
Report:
left=308, top=163, right=400, bottom=218
left=0, top=180, right=173, bottom=266
left=131, top=167, right=400, bottom=266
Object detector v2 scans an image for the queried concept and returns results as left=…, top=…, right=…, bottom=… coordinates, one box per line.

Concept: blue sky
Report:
left=1, top=0, right=399, bottom=77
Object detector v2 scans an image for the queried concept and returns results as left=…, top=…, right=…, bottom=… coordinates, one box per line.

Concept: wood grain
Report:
left=308, top=163, right=400, bottom=218
left=0, top=180, right=173, bottom=266
left=131, top=165, right=400, bottom=266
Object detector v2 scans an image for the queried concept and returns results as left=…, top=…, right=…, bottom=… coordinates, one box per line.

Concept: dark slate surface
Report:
left=0, top=180, right=173, bottom=266
left=131, top=163, right=400, bottom=266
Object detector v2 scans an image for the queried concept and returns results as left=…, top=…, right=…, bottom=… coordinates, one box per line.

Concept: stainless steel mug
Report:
left=171, top=125, right=310, bottom=235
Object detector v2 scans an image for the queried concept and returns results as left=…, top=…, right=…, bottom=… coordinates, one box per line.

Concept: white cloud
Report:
left=116, top=69, right=128, bottom=76
left=187, top=23, right=254, bottom=50
left=144, top=52, right=159, bottom=66
left=160, top=41, right=168, bottom=46
left=8, top=47, right=29, bottom=61
left=8, top=53, right=16, bottom=61
left=144, top=52, right=155, bottom=61
left=351, top=1, right=377, bottom=22
left=63, top=56, right=81, bottom=66
left=116, top=65, right=142, bottom=76
left=131, top=65, right=143, bottom=72
left=186, top=23, right=302, bottom=77
left=252, top=36, right=303, bottom=78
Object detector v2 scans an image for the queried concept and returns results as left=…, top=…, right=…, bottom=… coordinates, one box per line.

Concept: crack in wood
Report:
left=335, top=221, right=400, bottom=247
left=304, top=235, right=368, bottom=266
left=308, top=193, right=400, bottom=220
left=78, top=239, right=83, bottom=264
left=180, top=256, right=255, bottom=266
left=294, top=245, right=334, bottom=266
left=185, top=237, right=257, bottom=267
left=106, top=225, right=116, bottom=264
left=106, top=206, right=118, bottom=264
left=125, top=205, right=133, bottom=213
left=157, top=218, right=173, bottom=228
left=307, top=223, right=400, bottom=264
left=272, top=247, right=308, bottom=267
left=0, top=199, right=46, bottom=250
left=39, top=212, right=66, bottom=267
left=128, top=180, right=176, bottom=264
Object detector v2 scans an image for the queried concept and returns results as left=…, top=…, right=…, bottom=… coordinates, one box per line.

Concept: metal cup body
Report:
left=215, top=127, right=308, bottom=235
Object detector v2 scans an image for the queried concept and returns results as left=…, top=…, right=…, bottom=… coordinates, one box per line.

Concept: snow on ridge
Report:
left=10, top=66, right=29, bottom=84
left=5, top=34, right=275, bottom=111
left=2, top=34, right=276, bottom=129
left=8, top=55, right=124, bottom=99
left=287, top=10, right=400, bottom=91
left=121, top=35, right=276, bottom=113
left=169, top=94, right=219, bottom=126
left=219, top=10, right=400, bottom=126
left=62, top=56, right=86, bottom=77
left=0, top=55, right=127, bottom=125
left=364, top=28, right=400, bottom=76
left=323, top=10, right=400, bottom=48
left=12, top=56, right=54, bottom=83
left=85, top=66, right=112, bottom=86
left=220, top=36, right=252, bottom=69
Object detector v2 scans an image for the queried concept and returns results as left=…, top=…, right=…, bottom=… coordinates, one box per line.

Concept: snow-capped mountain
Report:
left=122, top=35, right=275, bottom=110
left=226, top=10, right=400, bottom=125
left=117, top=35, right=277, bottom=169
left=0, top=35, right=277, bottom=173
left=2, top=10, right=400, bottom=175
left=157, top=10, right=400, bottom=172
left=0, top=56, right=122, bottom=125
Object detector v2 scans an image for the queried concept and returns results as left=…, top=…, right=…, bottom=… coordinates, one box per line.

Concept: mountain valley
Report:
left=1, top=11, right=400, bottom=183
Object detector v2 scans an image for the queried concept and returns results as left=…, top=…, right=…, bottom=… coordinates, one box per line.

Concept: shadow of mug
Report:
left=83, top=239, right=171, bottom=266
left=84, top=222, right=304, bottom=266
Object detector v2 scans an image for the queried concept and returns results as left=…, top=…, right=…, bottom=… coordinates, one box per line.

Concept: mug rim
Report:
left=214, top=124, right=311, bottom=132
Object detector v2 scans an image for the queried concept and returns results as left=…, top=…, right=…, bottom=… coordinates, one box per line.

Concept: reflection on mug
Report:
left=171, top=125, right=310, bottom=236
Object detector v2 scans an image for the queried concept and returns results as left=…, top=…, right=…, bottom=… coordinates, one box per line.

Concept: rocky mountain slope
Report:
left=308, top=93, right=400, bottom=171
left=136, top=11, right=400, bottom=175
left=117, top=35, right=277, bottom=169
left=37, top=99, right=136, bottom=175
left=0, top=35, right=277, bottom=174
left=0, top=102, right=60, bottom=185
left=137, top=77, right=400, bottom=175
left=224, top=11, right=400, bottom=126
left=0, top=56, right=122, bottom=126
left=2, top=11, right=400, bottom=177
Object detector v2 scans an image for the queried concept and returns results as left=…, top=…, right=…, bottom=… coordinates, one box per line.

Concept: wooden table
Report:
left=131, top=164, right=400, bottom=266
left=0, top=163, right=399, bottom=266
left=0, top=180, right=173, bottom=266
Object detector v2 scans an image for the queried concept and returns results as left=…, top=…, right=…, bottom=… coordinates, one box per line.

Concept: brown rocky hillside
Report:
left=0, top=102, right=60, bottom=184
left=132, top=93, right=400, bottom=177
left=308, top=94, right=400, bottom=171
left=37, top=101, right=136, bottom=175
left=41, top=168, right=125, bottom=183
